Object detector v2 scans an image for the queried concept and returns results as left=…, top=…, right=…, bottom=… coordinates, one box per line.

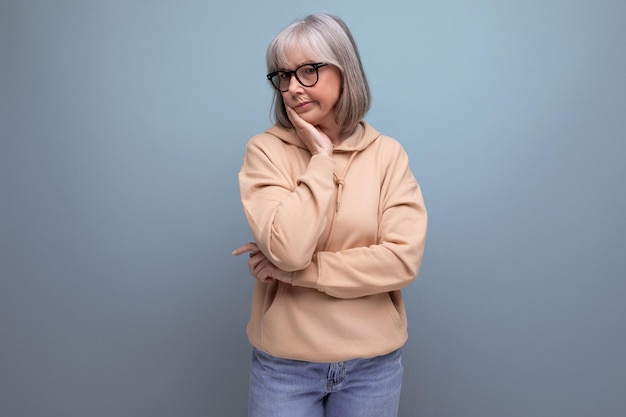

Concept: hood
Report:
left=264, top=121, right=381, bottom=218
left=264, top=121, right=381, bottom=152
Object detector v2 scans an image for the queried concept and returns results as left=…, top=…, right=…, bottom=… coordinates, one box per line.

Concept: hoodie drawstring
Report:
left=324, top=151, right=358, bottom=251
left=333, top=150, right=358, bottom=213
left=335, top=178, right=345, bottom=213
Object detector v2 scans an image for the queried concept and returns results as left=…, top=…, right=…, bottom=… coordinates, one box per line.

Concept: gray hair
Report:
left=266, top=14, right=371, bottom=133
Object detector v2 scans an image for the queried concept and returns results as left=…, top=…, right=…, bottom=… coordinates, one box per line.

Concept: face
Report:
left=280, top=47, right=342, bottom=129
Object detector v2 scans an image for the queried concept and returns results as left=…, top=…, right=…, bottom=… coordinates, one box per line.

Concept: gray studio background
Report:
left=1, top=1, right=625, bottom=416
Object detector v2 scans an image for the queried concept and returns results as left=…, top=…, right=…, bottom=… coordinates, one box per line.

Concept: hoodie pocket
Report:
left=385, top=291, right=407, bottom=333
left=261, top=282, right=286, bottom=326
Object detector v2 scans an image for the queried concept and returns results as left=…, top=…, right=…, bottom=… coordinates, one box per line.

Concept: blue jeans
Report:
left=248, top=347, right=403, bottom=417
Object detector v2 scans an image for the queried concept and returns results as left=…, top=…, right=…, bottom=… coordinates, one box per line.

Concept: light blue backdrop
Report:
left=1, top=1, right=625, bottom=416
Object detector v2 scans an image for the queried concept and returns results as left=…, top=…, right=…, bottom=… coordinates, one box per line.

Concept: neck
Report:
left=319, top=123, right=354, bottom=145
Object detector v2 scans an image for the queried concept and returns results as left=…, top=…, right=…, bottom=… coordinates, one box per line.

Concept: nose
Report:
left=286, top=73, right=303, bottom=93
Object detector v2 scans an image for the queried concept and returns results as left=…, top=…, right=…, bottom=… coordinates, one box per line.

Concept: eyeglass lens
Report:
left=271, top=64, right=320, bottom=91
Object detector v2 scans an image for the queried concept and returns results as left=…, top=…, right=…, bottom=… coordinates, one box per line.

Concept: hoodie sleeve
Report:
left=291, top=141, right=428, bottom=299
left=238, top=134, right=336, bottom=271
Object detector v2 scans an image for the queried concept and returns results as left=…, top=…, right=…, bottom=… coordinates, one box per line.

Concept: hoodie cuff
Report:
left=301, top=153, right=335, bottom=181
left=291, top=253, right=320, bottom=290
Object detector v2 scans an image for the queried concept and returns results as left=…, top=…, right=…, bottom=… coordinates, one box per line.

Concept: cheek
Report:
left=315, top=82, right=341, bottom=106
left=323, top=88, right=341, bottom=109
left=328, top=81, right=343, bottom=106
left=316, top=71, right=342, bottom=106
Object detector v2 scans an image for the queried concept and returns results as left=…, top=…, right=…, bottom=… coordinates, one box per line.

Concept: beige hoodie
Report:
left=238, top=121, right=427, bottom=362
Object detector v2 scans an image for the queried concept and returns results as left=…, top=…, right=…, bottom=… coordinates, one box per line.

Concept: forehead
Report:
left=280, top=50, right=314, bottom=69
left=275, top=39, right=324, bottom=70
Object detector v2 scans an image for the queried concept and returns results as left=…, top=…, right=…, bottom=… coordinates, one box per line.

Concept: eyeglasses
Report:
left=267, top=62, right=329, bottom=92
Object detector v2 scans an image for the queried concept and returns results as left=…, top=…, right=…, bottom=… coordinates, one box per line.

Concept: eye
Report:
left=278, top=72, right=290, bottom=80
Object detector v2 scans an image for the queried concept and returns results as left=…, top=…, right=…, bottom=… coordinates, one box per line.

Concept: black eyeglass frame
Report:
left=266, top=62, right=329, bottom=92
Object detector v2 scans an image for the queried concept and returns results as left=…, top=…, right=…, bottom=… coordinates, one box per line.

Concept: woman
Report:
left=232, top=13, right=427, bottom=417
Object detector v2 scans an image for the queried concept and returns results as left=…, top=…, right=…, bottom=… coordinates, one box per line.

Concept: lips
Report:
left=294, top=101, right=313, bottom=110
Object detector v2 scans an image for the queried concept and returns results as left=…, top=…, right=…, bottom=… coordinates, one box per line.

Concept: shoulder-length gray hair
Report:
left=266, top=14, right=371, bottom=134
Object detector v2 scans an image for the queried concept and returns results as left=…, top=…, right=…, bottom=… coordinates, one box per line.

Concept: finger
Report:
left=247, top=257, right=257, bottom=274
left=250, top=261, right=275, bottom=283
left=251, top=258, right=269, bottom=275
left=232, top=242, right=256, bottom=255
left=232, top=242, right=258, bottom=256
left=248, top=252, right=266, bottom=270
left=285, top=104, right=298, bottom=120
left=286, top=106, right=310, bottom=130
left=255, top=263, right=275, bottom=283
left=249, top=257, right=270, bottom=278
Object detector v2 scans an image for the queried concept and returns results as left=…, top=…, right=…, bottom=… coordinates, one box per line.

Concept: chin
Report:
left=298, top=113, right=320, bottom=125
